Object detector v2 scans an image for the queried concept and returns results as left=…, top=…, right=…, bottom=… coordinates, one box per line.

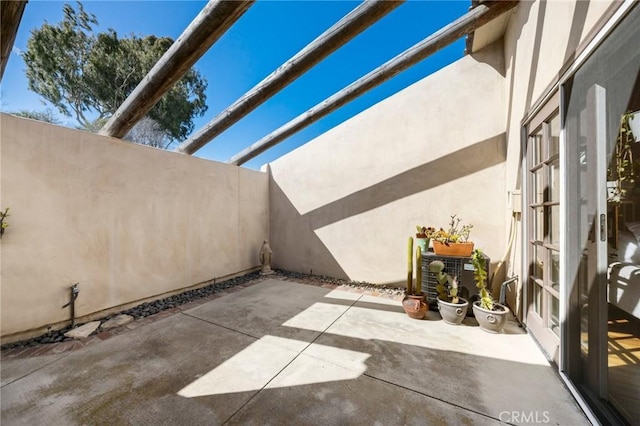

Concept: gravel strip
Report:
left=1, top=270, right=404, bottom=350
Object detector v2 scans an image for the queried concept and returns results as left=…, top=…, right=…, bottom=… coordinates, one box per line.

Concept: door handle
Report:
left=600, top=213, right=607, bottom=242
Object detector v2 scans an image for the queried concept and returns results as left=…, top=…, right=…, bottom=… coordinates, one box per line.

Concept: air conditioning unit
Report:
left=421, top=252, right=491, bottom=308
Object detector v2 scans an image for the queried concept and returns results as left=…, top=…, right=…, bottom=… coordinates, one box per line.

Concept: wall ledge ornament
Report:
left=260, top=239, right=274, bottom=275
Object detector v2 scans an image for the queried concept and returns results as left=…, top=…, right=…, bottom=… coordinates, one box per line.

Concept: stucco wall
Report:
left=503, top=0, right=613, bottom=186
left=500, top=0, right=615, bottom=313
left=0, top=114, right=268, bottom=340
left=268, top=42, right=508, bottom=285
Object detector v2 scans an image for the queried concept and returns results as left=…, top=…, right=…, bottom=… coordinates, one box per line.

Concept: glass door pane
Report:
left=533, top=280, right=543, bottom=316
left=606, top=112, right=640, bottom=422
left=526, top=109, right=561, bottom=363
left=550, top=294, right=560, bottom=336
left=564, top=5, right=639, bottom=423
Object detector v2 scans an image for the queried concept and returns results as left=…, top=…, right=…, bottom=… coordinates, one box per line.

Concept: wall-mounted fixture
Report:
left=0, top=207, right=9, bottom=238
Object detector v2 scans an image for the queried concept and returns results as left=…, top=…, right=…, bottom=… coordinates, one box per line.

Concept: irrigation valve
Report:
left=61, top=283, right=80, bottom=327
left=61, top=283, right=79, bottom=308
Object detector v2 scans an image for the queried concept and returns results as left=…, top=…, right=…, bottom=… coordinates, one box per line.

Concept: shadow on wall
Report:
left=562, top=0, right=590, bottom=66
left=269, top=173, right=349, bottom=279
left=269, top=133, right=506, bottom=281
left=502, top=1, right=594, bottom=308
left=523, top=0, right=547, bottom=112
left=506, top=0, right=594, bottom=140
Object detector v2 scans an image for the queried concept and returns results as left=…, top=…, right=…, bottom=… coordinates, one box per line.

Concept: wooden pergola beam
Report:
left=229, top=0, right=518, bottom=166
left=1, top=1, right=28, bottom=81
left=465, top=0, right=481, bottom=54
left=99, top=0, right=254, bottom=139
left=177, top=0, right=404, bottom=155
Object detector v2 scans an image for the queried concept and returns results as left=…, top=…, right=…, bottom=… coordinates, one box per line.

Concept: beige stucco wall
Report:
left=0, top=114, right=268, bottom=340
left=267, top=0, right=618, bottom=292
left=503, top=0, right=614, bottom=186
left=1, top=1, right=618, bottom=341
left=268, top=42, right=508, bottom=286
left=500, top=0, right=615, bottom=313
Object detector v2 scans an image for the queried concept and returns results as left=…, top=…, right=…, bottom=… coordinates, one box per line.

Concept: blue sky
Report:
left=1, top=0, right=470, bottom=169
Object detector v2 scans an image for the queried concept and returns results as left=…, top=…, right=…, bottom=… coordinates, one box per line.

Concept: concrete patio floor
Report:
left=1, top=278, right=588, bottom=425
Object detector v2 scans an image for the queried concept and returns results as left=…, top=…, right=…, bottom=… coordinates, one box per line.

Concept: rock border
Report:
left=1, top=270, right=404, bottom=353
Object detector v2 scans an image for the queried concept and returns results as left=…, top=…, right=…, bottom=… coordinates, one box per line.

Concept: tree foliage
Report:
left=7, top=109, right=61, bottom=124
left=123, top=117, right=173, bottom=150
left=22, top=2, right=208, bottom=145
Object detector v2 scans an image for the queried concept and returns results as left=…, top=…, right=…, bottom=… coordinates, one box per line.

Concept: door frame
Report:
left=519, top=3, right=638, bottom=424
left=522, top=94, right=561, bottom=364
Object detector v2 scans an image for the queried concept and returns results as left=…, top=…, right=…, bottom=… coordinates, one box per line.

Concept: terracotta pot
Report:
left=402, top=293, right=427, bottom=319
left=432, top=241, right=474, bottom=257
left=437, top=297, right=469, bottom=325
left=472, top=301, right=509, bottom=333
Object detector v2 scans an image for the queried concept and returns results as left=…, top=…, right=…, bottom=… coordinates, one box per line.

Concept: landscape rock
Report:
left=64, top=321, right=101, bottom=339
left=2, top=270, right=405, bottom=350
left=101, top=314, right=133, bottom=330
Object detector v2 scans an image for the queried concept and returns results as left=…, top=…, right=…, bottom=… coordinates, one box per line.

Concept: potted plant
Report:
left=431, top=215, right=474, bottom=256
left=470, top=248, right=509, bottom=333
left=415, top=225, right=435, bottom=253
left=429, top=260, right=469, bottom=325
left=607, top=111, right=639, bottom=204
left=402, top=237, right=427, bottom=319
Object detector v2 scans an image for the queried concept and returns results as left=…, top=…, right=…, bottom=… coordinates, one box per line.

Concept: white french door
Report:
left=525, top=94, right=561, bottom=364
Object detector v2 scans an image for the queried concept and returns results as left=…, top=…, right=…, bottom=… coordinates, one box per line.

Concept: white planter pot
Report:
left=437, top=297, right=469, bottom=325
left=472, top=301, right=509, bottom=333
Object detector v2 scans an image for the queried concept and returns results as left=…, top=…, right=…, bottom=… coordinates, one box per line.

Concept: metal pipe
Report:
left=61, top=283, right=80, bottom=327
left=490, top=212, right=518, bottom=289
left=499, top=276, right=518, bottom=305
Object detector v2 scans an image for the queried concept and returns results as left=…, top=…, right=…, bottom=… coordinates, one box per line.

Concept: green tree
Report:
left=22, top=2, right=207, bottom=145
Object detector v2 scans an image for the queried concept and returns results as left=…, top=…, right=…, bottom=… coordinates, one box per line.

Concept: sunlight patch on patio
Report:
left=177, top=335, right=369, bottom=398
left=281, top=302, right=354, bottom=331
left=277, top=293, right=551, bottom=367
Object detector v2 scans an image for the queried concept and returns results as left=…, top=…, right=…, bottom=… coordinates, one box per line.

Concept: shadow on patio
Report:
left=1, top=278, right=587, bottom=425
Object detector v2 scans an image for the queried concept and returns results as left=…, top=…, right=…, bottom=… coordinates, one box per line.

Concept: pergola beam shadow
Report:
left=177, top=0, right=404, bottom=155
left=228, top=0, right=518, bottom=166
left=99, top=0, right=255, bottom=139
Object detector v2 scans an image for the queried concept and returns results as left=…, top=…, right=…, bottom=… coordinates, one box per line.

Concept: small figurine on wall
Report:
left=259, top=239, right=274, bottom=275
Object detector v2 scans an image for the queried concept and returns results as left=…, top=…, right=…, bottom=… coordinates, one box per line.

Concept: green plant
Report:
left=431, top=215, right=473, bottom=245
left=407, top=237, right=413, bottom=295
left=472, top=248, right=493, bottom=310
left=0, top=208, right=9, bottom=238
left=608, top=111, right=638, bottom=203
left=415, top=247, right=422, bottom=295
left=415, top=225, right=436, bottom=238
left=429, top=260, right=459, bottom=303
left=405, top=237, right=425, bottom=296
